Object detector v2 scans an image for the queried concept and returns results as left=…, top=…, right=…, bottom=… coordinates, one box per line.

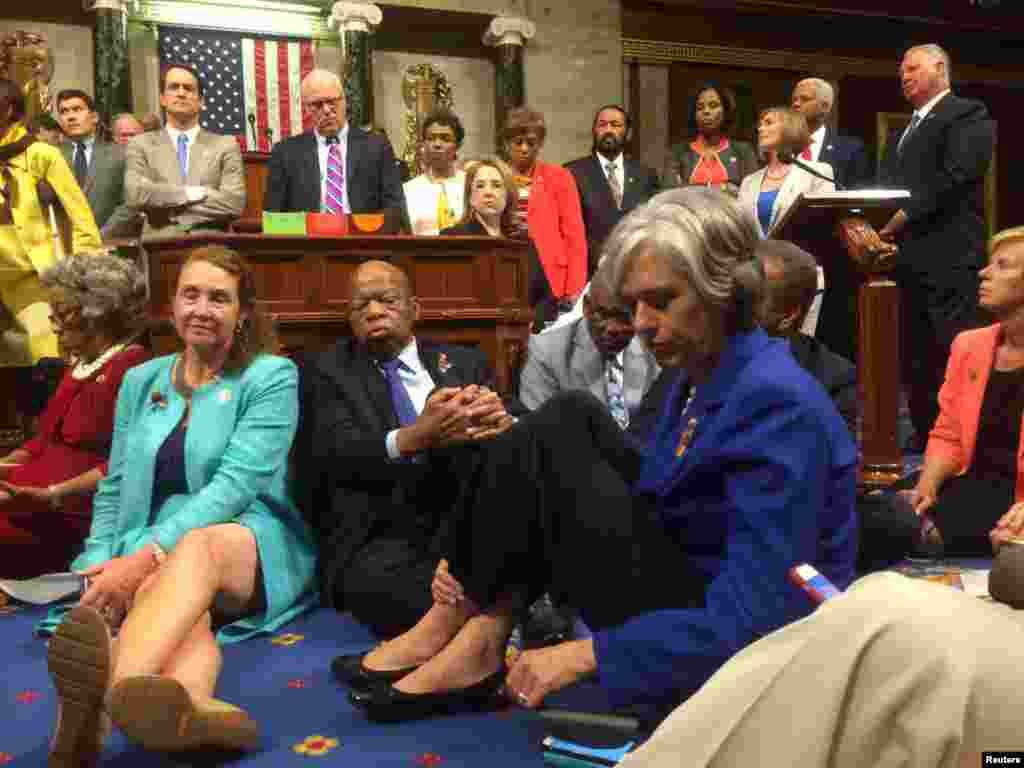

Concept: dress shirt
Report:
left=807, top=125, right=826, bottom=163
left=164, top=124, right=201, bottom=177
left=383, top=337, right=436, bottom=459
left=913, top=88, right=952, bottom=121
left=597, top=152, right=624, bottom=191
left=316, top=124, right=350, bottom=213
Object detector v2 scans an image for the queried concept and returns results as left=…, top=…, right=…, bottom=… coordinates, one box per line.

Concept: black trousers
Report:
left=446, top=392, right=706, bottom=632
left=898, top=265, right=983, bottom=442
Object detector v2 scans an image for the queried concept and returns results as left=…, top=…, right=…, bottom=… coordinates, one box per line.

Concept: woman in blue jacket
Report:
left=345, top=188, right=858, bottom=724
left=44, top=245, right=316, bottom=765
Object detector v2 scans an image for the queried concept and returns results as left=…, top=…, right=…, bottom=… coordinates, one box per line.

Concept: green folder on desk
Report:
left=262, top=212, right=307, bottom=235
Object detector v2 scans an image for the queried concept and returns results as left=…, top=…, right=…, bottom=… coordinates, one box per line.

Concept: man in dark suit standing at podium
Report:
left=264, top=69, right=404, bottom=217
left=565, top=106, right=660, bottom=274
left=790, top=77, right=872, bottom=362
left=878, top=44, right=994, bottom=449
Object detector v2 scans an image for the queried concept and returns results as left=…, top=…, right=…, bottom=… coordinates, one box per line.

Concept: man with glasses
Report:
left=519, top=263, right=663, bottom=439
left=124, top=63, right=245, bottom=239
left=264, top=69, right=404, bottom=221
left=296, top=260, right=518, bottom=646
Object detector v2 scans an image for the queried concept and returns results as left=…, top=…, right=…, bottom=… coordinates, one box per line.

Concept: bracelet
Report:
left=150, top=542, right=167, bottom=568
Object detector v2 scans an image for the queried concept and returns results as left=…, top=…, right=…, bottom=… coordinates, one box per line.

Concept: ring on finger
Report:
left=516, top=692, right=529, bottom=706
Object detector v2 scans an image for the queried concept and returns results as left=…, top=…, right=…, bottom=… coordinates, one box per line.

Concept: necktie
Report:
left=801, top=138, right=814, bottom=162
left=897, top=113, right=922, bottom=154
left=73, top=141, right=88, bottom=185
left=436, top=182, right=455, bottom=231
left=324, top=136, right=349, bottom=214
left=606, top=357, right=629, bottom=429
left=606, top=163, right=623, bottom=209
left=381, top=358, right=419, bottom=427
left=176, top=134, right=189, bottom=179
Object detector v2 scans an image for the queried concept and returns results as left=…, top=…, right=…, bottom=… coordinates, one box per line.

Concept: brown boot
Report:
left=108, top=675, right=259, bottom=752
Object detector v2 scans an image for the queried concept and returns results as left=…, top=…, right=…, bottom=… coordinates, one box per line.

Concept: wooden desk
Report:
left=143, top=233, right=534, bottom=394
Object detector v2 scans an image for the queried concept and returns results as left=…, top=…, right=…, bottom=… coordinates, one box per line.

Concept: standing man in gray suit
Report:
left=56, top=89, right=141, bottom=240
left=125, top=64, right=245, bottom=239
left=520, top=262, right=663, bottom=437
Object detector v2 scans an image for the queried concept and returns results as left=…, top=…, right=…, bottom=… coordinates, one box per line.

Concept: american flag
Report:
left=158, top=26, right=314, bottom=152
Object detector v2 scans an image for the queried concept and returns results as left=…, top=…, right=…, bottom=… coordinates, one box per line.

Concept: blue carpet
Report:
left=0, top=605, right=582, bottom=767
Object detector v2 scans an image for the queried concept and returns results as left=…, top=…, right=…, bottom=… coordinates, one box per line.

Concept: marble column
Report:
left=484, top=16, right=535, bottom=151
left=88, top=0, right=133, bottom=134
left=331, top=2, right=382, bottom=131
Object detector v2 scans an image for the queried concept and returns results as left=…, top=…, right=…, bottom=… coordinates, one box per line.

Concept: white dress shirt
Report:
left=164, top=124, right=201, bottom=174
left=316, top=124, right=350, bottom=213
left=383, top=338, right=437, bottom=459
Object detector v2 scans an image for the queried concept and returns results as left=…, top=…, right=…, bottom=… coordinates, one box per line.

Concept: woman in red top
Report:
left=0, top=251, right=148, bottom=577
left=503, top=108, right=588, bottom=319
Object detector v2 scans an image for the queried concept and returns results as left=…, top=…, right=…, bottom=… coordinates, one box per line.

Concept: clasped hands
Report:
left=837, top=215, right=899, bottom=270
left=401, top=385, right=515, bottom=454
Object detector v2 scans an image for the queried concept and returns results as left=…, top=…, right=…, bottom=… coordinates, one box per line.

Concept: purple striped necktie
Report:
left=324, top=135, right=349, bottom=214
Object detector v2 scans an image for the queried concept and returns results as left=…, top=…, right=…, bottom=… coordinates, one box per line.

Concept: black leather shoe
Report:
left=331, top=653, right=418, bottom=695
left=364, top=668, right=506, bottom=723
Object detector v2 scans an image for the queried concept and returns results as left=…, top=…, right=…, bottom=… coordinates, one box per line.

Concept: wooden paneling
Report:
left=143, top=233, right=533, bottom=395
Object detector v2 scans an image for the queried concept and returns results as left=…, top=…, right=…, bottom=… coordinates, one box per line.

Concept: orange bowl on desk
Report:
left=351, top=213, right=385, bottom=233
left=307, top=213, right=349, bottom=236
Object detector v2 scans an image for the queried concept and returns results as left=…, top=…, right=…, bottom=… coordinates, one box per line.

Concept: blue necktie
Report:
left=176, top=134, right=189, bottom=179
left=381, top=358, right=419, bottom=427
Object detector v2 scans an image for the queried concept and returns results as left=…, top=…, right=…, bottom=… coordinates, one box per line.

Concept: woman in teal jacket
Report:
left=44, top=245, right=316, bottom=766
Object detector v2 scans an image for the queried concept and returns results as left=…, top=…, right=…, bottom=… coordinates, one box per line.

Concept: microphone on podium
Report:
left=778, top=150, right=844, bottom=190
left=247, top=113, right=258, bottom=147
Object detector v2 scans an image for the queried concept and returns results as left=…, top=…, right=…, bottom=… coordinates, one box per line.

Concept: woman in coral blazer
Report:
left=503, top=108, right=587, bottom=317
left=905, top=226, right=1024, bottom=556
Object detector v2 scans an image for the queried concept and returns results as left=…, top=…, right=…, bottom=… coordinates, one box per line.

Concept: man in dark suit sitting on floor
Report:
left=565, top=106, right=660, bottom=274
left=758, top=239, right=857, bottom=434
left=264, top=69, right=405, bottom=220
left=298, top=260, right=518, bottom=647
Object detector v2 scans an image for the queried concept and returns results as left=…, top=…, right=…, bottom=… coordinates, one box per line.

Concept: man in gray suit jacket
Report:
left=55, top=89, right=140, bottom=240
left=520, top=264, right=662, bottom=436
left=125, top=64, right=245, bottom=239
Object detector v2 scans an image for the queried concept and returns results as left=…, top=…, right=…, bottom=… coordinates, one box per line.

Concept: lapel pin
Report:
left=675, top=417, right=698, bottom=459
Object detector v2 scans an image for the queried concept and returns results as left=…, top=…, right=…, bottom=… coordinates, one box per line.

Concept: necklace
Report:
left=174, top=354, right=220, bottom=399
left=71, top=343, right=127, bottom=380
left=764, top=167, right=789, bottom=181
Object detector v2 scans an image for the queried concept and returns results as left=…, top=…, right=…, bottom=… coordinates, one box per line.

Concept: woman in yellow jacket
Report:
left=0, top=78, right=100, bottom=363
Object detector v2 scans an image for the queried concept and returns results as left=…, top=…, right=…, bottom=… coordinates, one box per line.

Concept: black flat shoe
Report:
left=365, top=668, right=506, bottom=723
left=331, top=653, right=419, bottom=695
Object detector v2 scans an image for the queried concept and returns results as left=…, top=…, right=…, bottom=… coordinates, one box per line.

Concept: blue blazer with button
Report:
left=591, top=330, right=858, bottom=707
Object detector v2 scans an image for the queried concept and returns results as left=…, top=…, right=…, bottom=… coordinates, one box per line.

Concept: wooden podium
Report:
left=142, top=233, right=534, bottom=395
left=774, top=191, right=910, bottom=488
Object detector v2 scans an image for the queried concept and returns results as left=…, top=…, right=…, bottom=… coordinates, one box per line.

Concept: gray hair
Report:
left=603, top=187, right=763, bottom=333
left=301, top=68, right=343, bottom=97
left=39, top=252, right=148, bottom=339
left=756, top=239, right=819, bottom=317
left=906, top=44, right=952, bottom=83
left=797, top=77, right=834, bottom=112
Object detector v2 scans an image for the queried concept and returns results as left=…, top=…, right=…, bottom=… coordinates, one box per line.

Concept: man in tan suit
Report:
left=125, top=64, right=245, bottom=239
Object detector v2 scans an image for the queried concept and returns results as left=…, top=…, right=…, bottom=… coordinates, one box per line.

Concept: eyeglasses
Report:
left=305, top=97, right=342, bottom=113
left=48, top=306, right=82, bottom=331
left=349, top=293, right=406, bottom=314
left=588, top=305, right=633, bottom=325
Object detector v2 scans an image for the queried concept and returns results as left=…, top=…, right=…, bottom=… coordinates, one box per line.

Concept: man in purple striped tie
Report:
left=264, top=69, right=405, bottom=222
